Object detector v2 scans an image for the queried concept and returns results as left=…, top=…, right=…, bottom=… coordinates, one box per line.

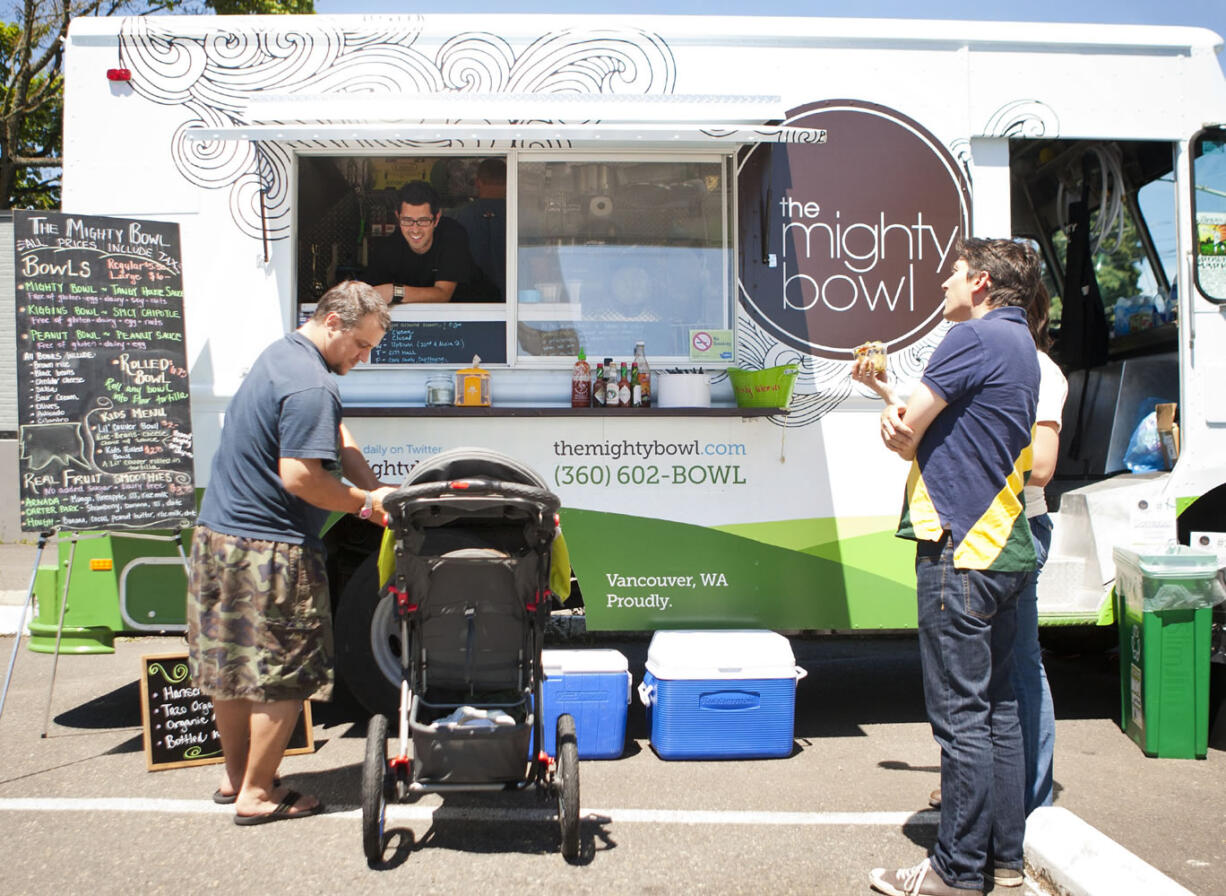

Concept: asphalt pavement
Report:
left=0, top=539, right=40, bottom=635
left=0, top=541, right=1223, bottom=895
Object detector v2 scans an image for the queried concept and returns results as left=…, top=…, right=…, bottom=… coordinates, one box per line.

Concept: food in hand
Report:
left=854, top=341, right=887, bottom=373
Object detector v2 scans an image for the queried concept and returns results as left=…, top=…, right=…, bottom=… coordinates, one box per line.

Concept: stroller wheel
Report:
left=555, top=713, right=580, bottom=859
left=362, top=713, right=391, bottom=865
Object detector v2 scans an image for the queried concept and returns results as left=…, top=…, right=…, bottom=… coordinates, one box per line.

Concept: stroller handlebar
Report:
left=385, top=478, right=562, bottom=517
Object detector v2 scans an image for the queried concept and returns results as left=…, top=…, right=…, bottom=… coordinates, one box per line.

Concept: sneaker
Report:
left=991, top=866, right=1024, bottom=888
left=929, top=788, right=941, bottom=809
left=869, top=858, right=983, bottom=896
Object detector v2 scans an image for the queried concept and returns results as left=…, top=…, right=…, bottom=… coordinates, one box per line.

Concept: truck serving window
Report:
left=296, top=153, right=733, bottom=366
left=297, top=154, right=502, bottom=305
left=515, top=157, right=732, bottom=363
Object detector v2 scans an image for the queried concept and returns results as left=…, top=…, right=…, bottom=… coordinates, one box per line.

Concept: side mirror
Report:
left=1191, top=126, right=1226, bottom=303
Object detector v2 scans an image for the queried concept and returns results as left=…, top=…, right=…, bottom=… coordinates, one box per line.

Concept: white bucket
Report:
left=657, top=373, right=711, bottom=408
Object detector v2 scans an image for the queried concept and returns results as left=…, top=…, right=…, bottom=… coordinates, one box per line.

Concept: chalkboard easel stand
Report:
left=0, top=529, right=55, bottom=730
left=39, top=530, right=191, bottom=738
left=0, top=529, right=191, bottom=740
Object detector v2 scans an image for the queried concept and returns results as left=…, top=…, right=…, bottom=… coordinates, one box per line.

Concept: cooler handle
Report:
left=636, top=680, right=654, bottom=708
left=795, top=666, right=808, bottom=681
left=626, top=671, right=633, bottom=705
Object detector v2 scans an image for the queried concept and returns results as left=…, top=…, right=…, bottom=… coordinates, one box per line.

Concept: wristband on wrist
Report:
left=358, top=490, right=374, bottom=520
left=392, top=285, right=405, bottom=304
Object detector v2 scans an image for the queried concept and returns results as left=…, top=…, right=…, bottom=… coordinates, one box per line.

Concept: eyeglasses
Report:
left=398, top=216, right=436, bottom=228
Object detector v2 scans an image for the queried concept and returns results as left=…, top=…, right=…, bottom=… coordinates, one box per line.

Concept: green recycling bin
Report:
left=1114, top=546, right=1224, bottom=759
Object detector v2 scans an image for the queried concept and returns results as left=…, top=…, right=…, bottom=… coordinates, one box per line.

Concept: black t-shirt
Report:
left=451, top=197, right=506, bottom=301
left=360, top=217, right=475, bottom=293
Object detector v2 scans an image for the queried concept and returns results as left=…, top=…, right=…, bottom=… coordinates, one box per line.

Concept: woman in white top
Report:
left=1015, top=283, right=1068, bottom=815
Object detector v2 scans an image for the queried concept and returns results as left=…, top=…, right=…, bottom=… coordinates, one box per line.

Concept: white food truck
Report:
left=23, top=12, right=1226, bottom=712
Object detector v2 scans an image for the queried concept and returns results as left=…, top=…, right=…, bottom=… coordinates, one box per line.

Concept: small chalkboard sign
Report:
left=139, top=653, right=313, bottom=772
left=371, top=319, right=505, bottom=365
left=13, top=209, right=196, bottom=532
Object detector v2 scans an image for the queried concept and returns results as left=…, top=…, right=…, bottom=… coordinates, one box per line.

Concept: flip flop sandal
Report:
left=213, top=775, right=281, bottom=805
left=233, top=789, right=323, bottom=826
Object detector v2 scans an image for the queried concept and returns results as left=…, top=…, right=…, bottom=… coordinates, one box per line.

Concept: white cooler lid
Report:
left=645, top=630, right=795, bottom=680
left=542, top=648, right=629, bottom=675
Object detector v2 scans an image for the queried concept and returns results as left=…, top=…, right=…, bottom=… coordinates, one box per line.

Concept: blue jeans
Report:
left=916, top=534, right=1028, bottom=890
left=1011, top=515, right=1055, bottom=815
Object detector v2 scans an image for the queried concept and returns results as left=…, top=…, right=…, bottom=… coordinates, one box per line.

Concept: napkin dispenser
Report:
left=454, top=355, right=491, bottom=407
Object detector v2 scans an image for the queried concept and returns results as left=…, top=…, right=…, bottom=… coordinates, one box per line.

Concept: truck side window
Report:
left=516, top=157, right=733, bottom=362
left=1192, top=127, right=1226, bottom=303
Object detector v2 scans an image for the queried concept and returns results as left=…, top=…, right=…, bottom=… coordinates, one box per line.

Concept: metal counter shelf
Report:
left=345, top=405, right=786, bottom=418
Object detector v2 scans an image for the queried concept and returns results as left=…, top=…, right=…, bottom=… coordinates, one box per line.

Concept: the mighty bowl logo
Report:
left=738, top=100, right=971, bottom=358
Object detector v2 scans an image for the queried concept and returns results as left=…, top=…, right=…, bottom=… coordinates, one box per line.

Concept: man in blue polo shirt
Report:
left=188, top=280, right=396, bottom=826
left=857, top=238, right=1041, bottom=896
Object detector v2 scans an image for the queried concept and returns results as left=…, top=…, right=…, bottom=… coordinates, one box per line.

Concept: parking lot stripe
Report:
left=584, top=808, right=939, bottom=826
left=0, top=797, right=938, bottom=827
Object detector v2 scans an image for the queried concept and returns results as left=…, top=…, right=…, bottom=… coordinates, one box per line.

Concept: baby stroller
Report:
left=361, top=447, right=580, bottom=863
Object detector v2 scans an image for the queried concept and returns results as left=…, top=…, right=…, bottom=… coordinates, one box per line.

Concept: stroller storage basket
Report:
left=410, top=693, right=534, bottom=784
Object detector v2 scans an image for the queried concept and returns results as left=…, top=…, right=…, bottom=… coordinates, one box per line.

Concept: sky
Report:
left=310, top=0, right=1226, bottom=75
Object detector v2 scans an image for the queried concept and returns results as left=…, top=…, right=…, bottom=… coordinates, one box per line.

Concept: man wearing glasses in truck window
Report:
left=360, top=179, right=475, bottom=305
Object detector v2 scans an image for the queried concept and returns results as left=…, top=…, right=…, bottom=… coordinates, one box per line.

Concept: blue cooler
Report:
left=637, top=630, right=806, bottom=760
left=541, top=649, right=631, bottom=759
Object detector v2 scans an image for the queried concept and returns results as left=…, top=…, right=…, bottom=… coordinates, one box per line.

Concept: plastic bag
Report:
left=1144, top=575, right=1226, bottom=612
left=1123, top=398, right=1168, bottom=473
left=1116, top=545, right=1226, bottom=611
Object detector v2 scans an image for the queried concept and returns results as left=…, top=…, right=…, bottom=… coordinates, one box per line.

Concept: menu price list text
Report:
left=14, top=211, right=196, bottom=532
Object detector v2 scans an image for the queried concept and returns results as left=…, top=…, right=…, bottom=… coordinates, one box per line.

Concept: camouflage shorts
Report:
left=186, top=524, right=334, bottom=703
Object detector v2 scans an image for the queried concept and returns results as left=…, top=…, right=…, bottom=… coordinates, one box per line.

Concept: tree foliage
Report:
left=1, top=18, right=61, bottom=208
left=1090, top=212, right=1145, bottom=305
left=1, top=0, right=313, bottom=210
left=1049, top=209, right=1147, bottom=330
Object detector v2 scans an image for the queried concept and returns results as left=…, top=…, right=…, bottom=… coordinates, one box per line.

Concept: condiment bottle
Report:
left=633, top=341, right=652, bottom=407
left=592, top=362, right=606, bottom=407
left=571, top=348, right=591, bottom=408
left=617, top=363, right=631, bottom=407
left=631, top=362, right=642, bottom=407
left=603, top=358, right=619, bottom=407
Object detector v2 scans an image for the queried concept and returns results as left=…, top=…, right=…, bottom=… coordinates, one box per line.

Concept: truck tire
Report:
left=334, top=553, right=401, bottom=716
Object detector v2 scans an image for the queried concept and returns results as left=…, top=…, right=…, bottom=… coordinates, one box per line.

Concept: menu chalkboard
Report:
left=13, top=210, right=195, bottom=532
left=371, top=319, right=505, bottom=365
left=140, top=653, right=314, bottom=772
